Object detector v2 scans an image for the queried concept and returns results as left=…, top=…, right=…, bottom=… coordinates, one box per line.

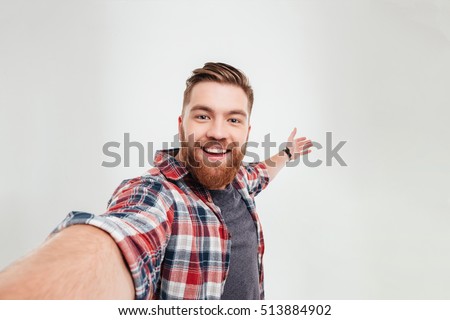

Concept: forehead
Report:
left=186, top=82, right=249, bottom=115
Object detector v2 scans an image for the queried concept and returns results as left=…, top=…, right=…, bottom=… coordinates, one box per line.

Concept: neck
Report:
left=208, top=184, right=228, bottom=190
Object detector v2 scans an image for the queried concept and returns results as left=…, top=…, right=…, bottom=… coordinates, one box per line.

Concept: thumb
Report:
left=288, top=127, right=297, bottom=142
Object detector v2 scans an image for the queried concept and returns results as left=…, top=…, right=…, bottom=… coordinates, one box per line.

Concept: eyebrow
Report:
left=190, top=105, right=248, bottom=119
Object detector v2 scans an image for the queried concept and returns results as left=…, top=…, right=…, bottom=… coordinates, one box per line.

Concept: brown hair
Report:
left=182, top=62, right=254, bottom=115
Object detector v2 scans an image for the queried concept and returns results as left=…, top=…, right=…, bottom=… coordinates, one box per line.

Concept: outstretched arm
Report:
left=0, top=225, right=134, bottom=299
left=263, top=128, right=313, bottom=181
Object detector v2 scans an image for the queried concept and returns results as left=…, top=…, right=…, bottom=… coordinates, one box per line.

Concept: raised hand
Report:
left=286, top=127, right=313, bottom=160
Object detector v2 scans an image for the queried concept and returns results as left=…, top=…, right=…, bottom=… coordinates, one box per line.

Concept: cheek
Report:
left=182, top=128, right=197, bottom=142
left=183, top=122, right=205, bottom=140
left=233, top=129, right=250, bottom=145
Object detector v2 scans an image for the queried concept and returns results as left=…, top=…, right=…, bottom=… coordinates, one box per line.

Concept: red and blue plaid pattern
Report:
left=54, top=149, right=270, bottom=299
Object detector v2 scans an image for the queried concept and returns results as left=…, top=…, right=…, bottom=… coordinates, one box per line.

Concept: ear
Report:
left=178, top=115, right=183, bottom=137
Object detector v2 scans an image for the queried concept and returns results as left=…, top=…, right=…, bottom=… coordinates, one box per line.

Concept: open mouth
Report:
left=201, top=147, right=231, bottom=157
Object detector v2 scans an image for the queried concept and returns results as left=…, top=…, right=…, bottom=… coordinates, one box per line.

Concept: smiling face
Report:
left=177, top=81, right=251, bottom=189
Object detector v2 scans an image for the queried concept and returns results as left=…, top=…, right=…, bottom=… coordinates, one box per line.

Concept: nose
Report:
left=205, top=119, right=229, bottom=142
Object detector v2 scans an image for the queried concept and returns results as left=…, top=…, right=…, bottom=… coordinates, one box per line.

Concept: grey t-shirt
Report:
left=210, top=184, right=260, bottom=300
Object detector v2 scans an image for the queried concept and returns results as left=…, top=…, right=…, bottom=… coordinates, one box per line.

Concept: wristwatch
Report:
left=282, top=148, right=292, bottom=161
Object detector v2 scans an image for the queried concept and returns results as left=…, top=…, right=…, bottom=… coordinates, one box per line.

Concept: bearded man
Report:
left=0, top=62, right=312, bottom=299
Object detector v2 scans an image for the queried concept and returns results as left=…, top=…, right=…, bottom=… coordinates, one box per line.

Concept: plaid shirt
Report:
left=54, top=149, right=270, bottom=300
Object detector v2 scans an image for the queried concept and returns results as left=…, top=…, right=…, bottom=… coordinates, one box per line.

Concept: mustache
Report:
left=179, top=129, right=244, bottom=151
left=185, top=140, right=241, bottom=151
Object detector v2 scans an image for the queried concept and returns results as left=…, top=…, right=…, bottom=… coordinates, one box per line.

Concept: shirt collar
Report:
left=153, top=148, right=247, bottom=199
left=153, top=148, right=190, bottom=181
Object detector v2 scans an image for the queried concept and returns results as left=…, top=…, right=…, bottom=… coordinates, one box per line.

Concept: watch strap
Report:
left=283, top=148, right=292, bottom=161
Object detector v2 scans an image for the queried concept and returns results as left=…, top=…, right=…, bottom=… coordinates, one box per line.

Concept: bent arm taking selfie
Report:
left=0, top=62, right=313, bottom=300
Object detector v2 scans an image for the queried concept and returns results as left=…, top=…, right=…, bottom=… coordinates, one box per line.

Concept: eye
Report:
left=196, top=115, right=210, bottom=120
left=229, top=118, right=240, bottom=124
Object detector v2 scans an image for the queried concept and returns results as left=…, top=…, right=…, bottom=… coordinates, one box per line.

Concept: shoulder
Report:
left=235, top=162, right=270, bottom=196
left=237, top=162, right=269, bottom=181
left=107, top=167, right=179, bottom=210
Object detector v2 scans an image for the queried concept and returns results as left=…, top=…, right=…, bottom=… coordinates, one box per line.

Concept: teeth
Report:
left=204, top=148, right=226, bottom=154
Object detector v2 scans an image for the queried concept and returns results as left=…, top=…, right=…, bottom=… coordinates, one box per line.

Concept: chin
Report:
left=194, top=166, right=238, bottom=189
left=188, top=148, right=242, bottom=189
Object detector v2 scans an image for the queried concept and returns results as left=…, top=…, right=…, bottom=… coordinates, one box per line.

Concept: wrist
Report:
left=282, top=148, right=292, bottom=161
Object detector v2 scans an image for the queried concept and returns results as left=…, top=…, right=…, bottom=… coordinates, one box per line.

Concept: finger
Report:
left=300, top=149, right=312, bottom=155
left=288, top=127, right=297, bottom=141
left=302, top=149, right=312, bottom=156
left=298, top=142, right=313, bottom=151
left=297, top=139, right=312, bottom=145
left=303, top=141, right=313, bottom=148
left=296, top=140, right=312, bottom=148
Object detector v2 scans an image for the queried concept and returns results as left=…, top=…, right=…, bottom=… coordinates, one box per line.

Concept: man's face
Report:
left=178, top=81, right=251, bottom=189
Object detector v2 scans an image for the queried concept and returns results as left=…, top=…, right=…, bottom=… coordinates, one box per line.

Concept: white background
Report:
left=0, top=0, right=449, bottom=299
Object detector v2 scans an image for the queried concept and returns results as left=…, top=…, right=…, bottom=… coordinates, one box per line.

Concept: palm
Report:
left=287, top=128, right=313, bottom=160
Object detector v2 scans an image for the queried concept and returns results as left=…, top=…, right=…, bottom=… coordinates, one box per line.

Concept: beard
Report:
left=179, top=129, right=246, bottom=190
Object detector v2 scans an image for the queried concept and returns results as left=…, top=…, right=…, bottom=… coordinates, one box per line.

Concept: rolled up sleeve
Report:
left=53, top=176, right=174, bottom=300
left=243, top=162, right=270, bottom=197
